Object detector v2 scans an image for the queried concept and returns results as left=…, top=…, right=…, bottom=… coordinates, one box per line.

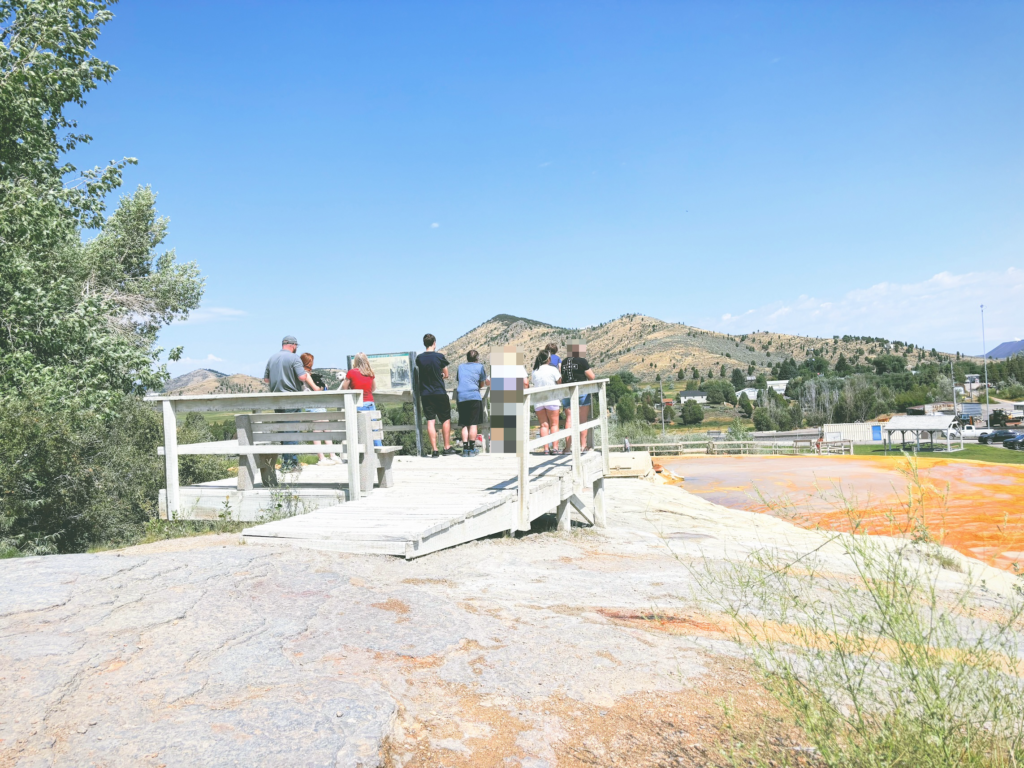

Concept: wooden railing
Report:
left=515, top=379, right=609, bottom=531
left=608, top=439, right=852, bottom=456
left=144, top=389, right=367, bottom=516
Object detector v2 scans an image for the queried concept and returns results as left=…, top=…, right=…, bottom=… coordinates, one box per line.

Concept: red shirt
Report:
left=345, top=369, right=375, bottom=402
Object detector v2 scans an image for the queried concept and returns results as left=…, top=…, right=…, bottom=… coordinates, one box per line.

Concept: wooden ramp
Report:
left=241, top=452, right=605, bottom=559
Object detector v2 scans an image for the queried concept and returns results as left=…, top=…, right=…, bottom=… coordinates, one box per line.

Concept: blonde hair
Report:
left=353, top=352, right=375, bottom=378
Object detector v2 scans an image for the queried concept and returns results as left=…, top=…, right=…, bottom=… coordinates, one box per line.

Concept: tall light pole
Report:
left=981, top=304, right=990, bottom=423
left=659, top=379, right=666, bottom=437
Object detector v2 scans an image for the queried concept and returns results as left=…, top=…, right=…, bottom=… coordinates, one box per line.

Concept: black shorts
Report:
left=422, top=393, right=452, bottom=423
left=457, top=399, right=483, bottom=427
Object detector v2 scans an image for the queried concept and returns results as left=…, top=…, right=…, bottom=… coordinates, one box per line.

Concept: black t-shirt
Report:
left=560, top=357, right=592, bottom=384
left=416, top=351, right=450, bottom=396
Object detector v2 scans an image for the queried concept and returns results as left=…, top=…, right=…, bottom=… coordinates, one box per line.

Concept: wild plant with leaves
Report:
left=0, top=1, right=210, bottom=554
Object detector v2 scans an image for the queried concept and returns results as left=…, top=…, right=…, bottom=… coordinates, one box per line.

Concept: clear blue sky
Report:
left=74, top=1, right=1023, bottom=375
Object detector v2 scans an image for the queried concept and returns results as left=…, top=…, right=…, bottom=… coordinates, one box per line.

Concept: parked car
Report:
left=1003, top=434, right=1024, bottom=451
left=978, top=429, right=1018, bottom=445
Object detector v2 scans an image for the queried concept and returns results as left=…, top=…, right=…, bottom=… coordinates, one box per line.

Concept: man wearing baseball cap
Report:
left=262, top=335, right=317, bottom=480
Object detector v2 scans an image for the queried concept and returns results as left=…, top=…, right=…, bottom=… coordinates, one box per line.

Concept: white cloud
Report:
left=431, top=222, right=440, bottom=228
left=173, top=353, right=224, bottom=365
left=178, top=307, right=246, bottom=325
left=539, top=161, right=552, bottom=168
left=711, top=268, right=1024, bottom=354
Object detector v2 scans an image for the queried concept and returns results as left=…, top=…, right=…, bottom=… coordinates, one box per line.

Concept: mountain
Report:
left=440, top=314, right=971, bottom=383
left=987, top=340, right=1024, bottom=360
left=163, top=369, right=267, bottom=395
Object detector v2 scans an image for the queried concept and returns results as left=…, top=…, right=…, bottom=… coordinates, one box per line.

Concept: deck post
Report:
left=592, top=477, right=606, bottom=528
left=599, top=381, right=610, bottom=477
left=161, top=400, right=180, bottom=519
left=517, top=390, right=530, bottom=531
left=357, top=410, right=375, bottom=495
left=235, top=414, right=257, bottom=491
left=556, top=498, right=570, bottom=532
left=345, top=394, right=361, bottom=501
left=570, top=384, right=582, bottom=489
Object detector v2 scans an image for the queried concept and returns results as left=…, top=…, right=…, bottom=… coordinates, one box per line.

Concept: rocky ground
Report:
left=1, top=478, right=1013, bottom=768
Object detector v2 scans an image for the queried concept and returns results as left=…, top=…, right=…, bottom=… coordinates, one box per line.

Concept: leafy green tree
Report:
left=755, top=373, right=768, bottom=390
left=752, top=407, right=775, bottom=431
left=720, top=364, right=727, bottom=378
left=0, top=2, right=205, bottom=553
left=640, top=403, right=657, bottom=423
left=616, top=391, right=637, bottom=422
left=731, top=368, right=745, bottom=389
left=606, top=374, right=630, bottom=407
left=873, top=354, right=908, bottom=375
left=835, top=353, right=852, bottom=376
left=1, top=2, right=203, bottom=408
left=681, top=399, right=704, bottom=425
left=738, top=391, right=753, bottom=417
left=677, top=368, right=686, bottom=381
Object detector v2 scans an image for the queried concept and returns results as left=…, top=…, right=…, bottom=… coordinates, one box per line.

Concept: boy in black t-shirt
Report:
left=416, top=333, right=457, bottom=457
left=560, top=341, right=597, bottom=453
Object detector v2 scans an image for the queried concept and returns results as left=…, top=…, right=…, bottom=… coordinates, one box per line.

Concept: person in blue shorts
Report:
left=559, top=341, right=596, bottom=453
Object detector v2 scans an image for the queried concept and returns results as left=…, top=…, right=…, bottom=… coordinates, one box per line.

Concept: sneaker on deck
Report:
left=442, top=447, right=459, bottom=456
left=430, top=450, right=440, bottom=459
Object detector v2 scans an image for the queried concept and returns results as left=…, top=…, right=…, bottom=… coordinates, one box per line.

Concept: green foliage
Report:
left=873, top=354, right=909, bottom=375
left=739, top=391, right=753, bottom=417
left=662, top=401, right=675, bottom=422
left=835, top=352, right=852, bottom=376
left=615, top=391, right=637, bottom=422
left=677, top=368, right=686, bottom=381
left=680, top=399, right=704, bottom=425
left=617, top=371, right=639, bottom=386
left=727, top=418, right=752, bottom=440
left=605, top=374, right=630, bottom=407
left=704, top=379, right=737, bottom=405
left=694, top=471, right=1024, bottom=768
left=640, top=403, right=657, bottom=422
left=0, top=4, right=208, bottom=554
left=731, top=368, right=746, bottom=389
left=752, top=406, right=774, bottom=431
left=0, top=397, right=230, bottom=554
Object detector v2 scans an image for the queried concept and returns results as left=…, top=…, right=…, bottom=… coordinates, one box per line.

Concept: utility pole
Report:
left=659, top=379, right=666, bottom=437
left=950, top=359, right=957, bottom=420
left=981, top=304, right=990, bottom=425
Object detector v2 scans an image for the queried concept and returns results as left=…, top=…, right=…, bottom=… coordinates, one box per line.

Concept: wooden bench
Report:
left=236, top=409, right=401, bottom=491
left=159, top=408, right=401, bottom=495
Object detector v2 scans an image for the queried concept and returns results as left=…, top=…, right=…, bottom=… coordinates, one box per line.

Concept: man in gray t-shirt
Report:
left=261, top=335, right=316, bottom=478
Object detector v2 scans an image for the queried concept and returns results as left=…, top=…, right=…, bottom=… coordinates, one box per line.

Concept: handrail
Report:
left=515, top=379, right=609, bottom=532
left=150, top=388, right=365, bottom=516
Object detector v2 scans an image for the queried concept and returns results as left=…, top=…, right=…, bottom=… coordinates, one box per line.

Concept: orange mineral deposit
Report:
left=663, top=455, right=1024, bottom=572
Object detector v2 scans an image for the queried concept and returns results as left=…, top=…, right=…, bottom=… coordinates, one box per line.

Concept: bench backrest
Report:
left=367, top=410, right=384, bottom=445
left=247, top=411, right=348, bottom=444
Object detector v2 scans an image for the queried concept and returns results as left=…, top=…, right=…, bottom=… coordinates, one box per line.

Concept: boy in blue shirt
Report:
left=455, top=349, right=490, bottom=457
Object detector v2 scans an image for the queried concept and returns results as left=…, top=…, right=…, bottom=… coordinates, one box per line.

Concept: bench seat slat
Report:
left=251, top=431, right=349, bottom=442
left=250, top=411, right=346, bottom=423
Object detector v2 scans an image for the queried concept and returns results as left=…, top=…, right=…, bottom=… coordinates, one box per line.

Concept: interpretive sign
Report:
left=346, top=351, right=422, bottom=455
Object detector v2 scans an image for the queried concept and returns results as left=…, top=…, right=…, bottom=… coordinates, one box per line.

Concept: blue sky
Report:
left=73, top=1, right=1023, bottom=375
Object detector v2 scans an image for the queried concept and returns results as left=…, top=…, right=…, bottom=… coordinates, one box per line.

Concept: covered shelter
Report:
left=883, top=414, right=963, bottom=453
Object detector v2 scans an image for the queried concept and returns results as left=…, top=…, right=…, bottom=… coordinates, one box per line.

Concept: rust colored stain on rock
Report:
left=663, top=455, right=1024, bottom=571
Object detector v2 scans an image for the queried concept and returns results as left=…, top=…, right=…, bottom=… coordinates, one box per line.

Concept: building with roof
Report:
left=678, top=390, right=707, bottom=404
left=882, top=414, right=963, bottom=452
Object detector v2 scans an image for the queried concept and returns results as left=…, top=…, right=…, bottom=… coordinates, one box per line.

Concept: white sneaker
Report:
left=317, top=457, right=334, bottom=466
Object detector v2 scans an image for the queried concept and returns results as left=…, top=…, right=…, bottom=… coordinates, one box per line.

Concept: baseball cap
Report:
left=282, top=335, right=299, bottom=346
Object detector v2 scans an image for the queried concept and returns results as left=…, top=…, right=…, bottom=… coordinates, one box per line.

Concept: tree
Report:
left=0, top=3, right=202, bottom=408
left=720, top=364, right=727, bottom=378
left=731, top=368, right=745, bottom=389
left=677, top=368, right=685, bottom=381
left=873, top=354, right=908, bottom=375
left=739, top=391, right=753, bottom=417
left=0, top=3, right=205, bottom=554
left=663, top=401, right=675, bottom=422
left=606, top=374, right=630, bottom=407
left=681, top=400, right=704, bottom=425
left=616, top=392, right=637, bottom=422
left=755, top=373, right=768, bottom=390
left=655, top=373, right=661, bottom=382
left=752, top=407, right=775, bottom=431
left=835, top=353, right=852, bottom=376
left=640, top=403, right=657, bottom=423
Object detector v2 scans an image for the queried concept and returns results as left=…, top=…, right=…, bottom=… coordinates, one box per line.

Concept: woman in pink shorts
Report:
left=529, top=351, right=562, bottom=454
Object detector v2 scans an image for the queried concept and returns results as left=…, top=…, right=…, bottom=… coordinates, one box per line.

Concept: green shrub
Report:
left=0, top=396, right=231, bottom=555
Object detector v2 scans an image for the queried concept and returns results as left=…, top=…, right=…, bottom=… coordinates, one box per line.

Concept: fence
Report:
left=517, top=379, right=610, bottom=530
left=608, top=439, right=852, bottom=456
